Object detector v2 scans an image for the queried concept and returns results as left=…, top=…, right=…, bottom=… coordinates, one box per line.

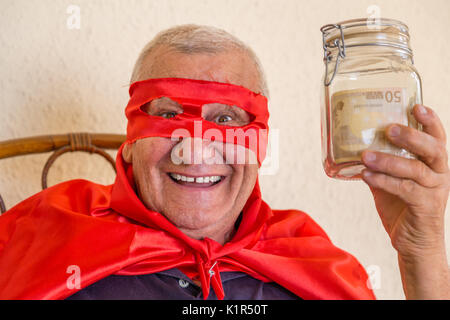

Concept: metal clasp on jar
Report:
left=321, top=24, right=346, bottom=87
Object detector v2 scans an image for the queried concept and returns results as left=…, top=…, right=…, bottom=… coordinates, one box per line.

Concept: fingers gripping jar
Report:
left=320, top=18, right=423, bottom=180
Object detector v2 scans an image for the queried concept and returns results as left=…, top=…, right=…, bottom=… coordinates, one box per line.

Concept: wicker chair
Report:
left=0, top=133, right=126, bottom=213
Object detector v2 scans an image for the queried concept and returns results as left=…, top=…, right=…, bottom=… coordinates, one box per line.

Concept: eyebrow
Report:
left=207, top=103, right=246, bottom=115
left=143, top=98, right=183, bottom=114
left=203, top=103, right=251, bottom=124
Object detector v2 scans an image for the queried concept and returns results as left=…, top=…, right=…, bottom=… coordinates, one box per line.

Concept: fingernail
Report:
left=363, top=170, right=373, bottom=177
left=389, top=125, right=401, bottom=137
left=417, top=105, right=427, bottom=115
left=364, top=151, right=376, bottom=162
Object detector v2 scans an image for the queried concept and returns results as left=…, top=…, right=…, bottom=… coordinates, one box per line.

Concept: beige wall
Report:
left=1, top=0, right=449, bottom=299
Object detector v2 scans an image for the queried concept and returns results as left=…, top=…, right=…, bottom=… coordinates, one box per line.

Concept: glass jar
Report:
left=320, top=18, right=422, bottom=180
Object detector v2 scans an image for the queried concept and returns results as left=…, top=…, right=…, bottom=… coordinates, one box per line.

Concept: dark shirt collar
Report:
left=157, top=268, right=248, bottom=286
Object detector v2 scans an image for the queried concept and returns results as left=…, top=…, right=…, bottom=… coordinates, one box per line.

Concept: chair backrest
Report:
left=0, top=132, right=126, bottom=213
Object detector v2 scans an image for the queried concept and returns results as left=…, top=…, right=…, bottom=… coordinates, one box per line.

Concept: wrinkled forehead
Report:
left=127, top=77, right=268, bottom=117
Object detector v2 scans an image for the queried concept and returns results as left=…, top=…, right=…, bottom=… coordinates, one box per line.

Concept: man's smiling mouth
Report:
left=168, top=173, right=223, bottom=187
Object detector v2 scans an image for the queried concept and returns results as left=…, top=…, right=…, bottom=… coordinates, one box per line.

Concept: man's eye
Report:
left=217, top=115, right=233, bottom=123
left=160, top=111, right=178, bottom=119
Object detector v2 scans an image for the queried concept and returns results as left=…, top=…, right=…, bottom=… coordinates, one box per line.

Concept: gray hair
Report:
left=130, top=24, right=269, bottom=98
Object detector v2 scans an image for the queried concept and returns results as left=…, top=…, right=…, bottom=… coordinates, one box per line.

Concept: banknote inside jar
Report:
left=331, top=87, right=419, bottom=164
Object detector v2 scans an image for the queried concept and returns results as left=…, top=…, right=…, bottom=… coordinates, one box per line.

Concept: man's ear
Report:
left=122, top=143, right=133, bottom=163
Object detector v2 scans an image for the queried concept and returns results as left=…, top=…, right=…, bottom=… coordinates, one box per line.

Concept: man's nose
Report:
left=170, top=137, right=224, bottom=165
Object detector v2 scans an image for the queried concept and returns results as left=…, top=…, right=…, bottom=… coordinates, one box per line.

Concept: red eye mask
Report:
left=125, top=78, right=270, bottom=165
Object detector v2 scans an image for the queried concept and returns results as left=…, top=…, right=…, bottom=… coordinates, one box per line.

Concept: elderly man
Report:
left=0, top=25, right=448, bottom=300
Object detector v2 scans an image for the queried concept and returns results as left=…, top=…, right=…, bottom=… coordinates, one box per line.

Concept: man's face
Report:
left=123, top=47, right=261, bottom=243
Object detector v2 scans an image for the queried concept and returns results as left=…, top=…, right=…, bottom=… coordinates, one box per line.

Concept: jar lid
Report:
left=321, top=18, right=411, bottom=55
left=321, top=18, right=409, bottom=37
left=320, top=18, right=413, bottom=86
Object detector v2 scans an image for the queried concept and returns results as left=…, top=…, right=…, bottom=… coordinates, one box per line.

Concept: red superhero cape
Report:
left=0, top=78, right=375, bottom=299
left=0, top=142, right=375, bottom=300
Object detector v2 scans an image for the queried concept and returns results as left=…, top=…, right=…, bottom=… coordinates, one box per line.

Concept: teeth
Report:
left=170, top=173, right=221, bottom=184
left=196, top=177, right=204, bottom=183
